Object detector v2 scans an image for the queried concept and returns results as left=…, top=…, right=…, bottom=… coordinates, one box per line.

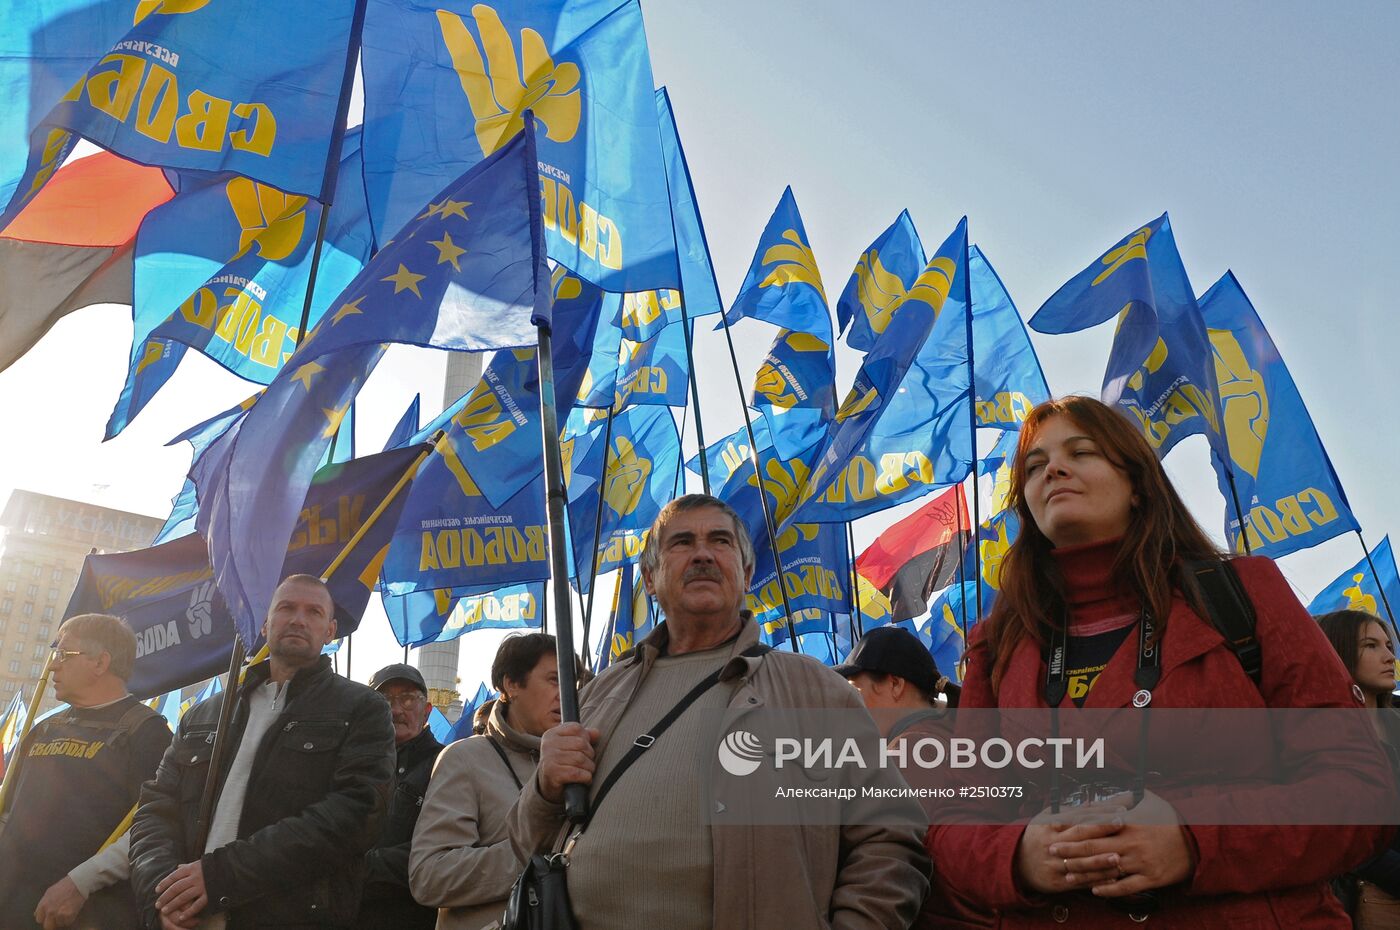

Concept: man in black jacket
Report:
left=130, top=574, right=394, bottom=930
left=358, top=662, right=444, bottom=930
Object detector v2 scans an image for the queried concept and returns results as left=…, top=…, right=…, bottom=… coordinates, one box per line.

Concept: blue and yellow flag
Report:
left=916, top=579, right=978, bottom=684
left=194, top=128, right=546, bottom=642
left=797, top=218, right=972, bottom=524
left=598, top=564, right=653, bottom=670
left=752, top=327, right=836, bottom=462
left=1199, top=272, right=1359, bottom=558
left=447, top=682, right=499, bottom=741
left=0, top=1, right=129, bottom=216
left=0, top=690, right=27, bottom=770
left=72, top=445, right=425, bottom=697
left=722, top=186, right=829, bottom=333
left=383, top=581, right=543, bottom=647
left=656, top=87, right=722, bottom=322
left=566, top=405, right=681, bottom=594
left=956, top=507, right=1020, bottom=618
left=383, top=394, right=422, bottom=452
left=1031, top=214, right=1225, bottom=462
left=2, top=0, right=360, bottom=228
left=838, top=210, right=926, bottom=352
left=586, top=318, right=690, bottom=411
left=109, top=130, right=374, bottom=438
left=756, top=604, right=837, bottom=651
left=363, top=0, right=673, bottom=291
left=970, top=245, right=1050, bottom=430
left=1308, top=537, right=1400, bottom=628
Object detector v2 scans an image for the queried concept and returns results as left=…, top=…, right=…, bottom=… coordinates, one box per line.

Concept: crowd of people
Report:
left=0, top=395, right=1397, bottom=929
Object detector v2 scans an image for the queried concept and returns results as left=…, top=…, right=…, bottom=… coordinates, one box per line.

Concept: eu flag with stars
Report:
left=193, top=126, right=547, bottom=643
left=838, top=210, right=926, bottom=352
left=1031, top=214, right=1226, bottom=462
left=362, top=0, right=675, bottom=291
left=1200, top=272, right=1359, bottom=558
left=1, top=0, right=360, bottom=228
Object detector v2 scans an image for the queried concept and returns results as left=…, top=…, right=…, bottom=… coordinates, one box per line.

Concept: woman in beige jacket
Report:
left=409, top=633, right=561, bottom=930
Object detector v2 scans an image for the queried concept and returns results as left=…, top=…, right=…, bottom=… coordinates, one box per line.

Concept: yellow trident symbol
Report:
left=1344, top=574, right=1379, bottom=614
left=438, top=5, right=582, bottom=156
left=226, top=177, right=308, bottom=262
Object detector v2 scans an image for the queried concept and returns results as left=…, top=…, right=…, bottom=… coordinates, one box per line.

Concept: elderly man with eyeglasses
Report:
left=0, top=613, right=171, bottom=930
left=357, top=663, right=445, bottom=930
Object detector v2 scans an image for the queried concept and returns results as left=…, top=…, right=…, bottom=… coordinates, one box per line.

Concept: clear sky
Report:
left=1, top=1, right=1396, bottom=690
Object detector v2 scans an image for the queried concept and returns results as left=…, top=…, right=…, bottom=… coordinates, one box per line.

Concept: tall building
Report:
left=0, top=490, right=163, bottom=715
left=411, top=351, right=482, bottom=721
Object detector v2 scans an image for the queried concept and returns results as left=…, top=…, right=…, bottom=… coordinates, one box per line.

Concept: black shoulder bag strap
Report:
left=1187, top=559, right=1261, bottom=685
left=582, top=642, right=770, bottom=830
left=487, top=736, right=525, bottom=792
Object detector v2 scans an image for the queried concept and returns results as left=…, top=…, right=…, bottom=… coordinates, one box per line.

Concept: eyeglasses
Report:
left=382, top=692, right=426, bottom=709
left=49, top=648, right=88, bottom=665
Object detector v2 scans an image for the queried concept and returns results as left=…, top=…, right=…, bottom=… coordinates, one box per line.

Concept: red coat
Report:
left=927, top=555, right=1394, bottom=928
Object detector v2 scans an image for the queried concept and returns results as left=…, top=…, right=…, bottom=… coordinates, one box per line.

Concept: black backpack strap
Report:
left=1187, top=559, right=1261, bottom=685
left=583, top=642, right=769, bottom=829
left=486, top=736, right=525, bottom=792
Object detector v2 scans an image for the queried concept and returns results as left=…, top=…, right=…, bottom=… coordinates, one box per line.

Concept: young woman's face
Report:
left=1355, top=620, right=1397, bottom=699
left=1022, top=414, right=1136, bottom=548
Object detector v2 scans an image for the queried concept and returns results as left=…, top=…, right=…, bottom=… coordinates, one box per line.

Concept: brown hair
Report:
left=1316, top=609, right=1391, bottom=685
left=56, top=613, right=138, bottom=681
left=983, top=396, right=1220, bottom=694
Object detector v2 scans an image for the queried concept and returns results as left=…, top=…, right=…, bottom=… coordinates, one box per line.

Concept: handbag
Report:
left=499, top=643, right=770, bottom=930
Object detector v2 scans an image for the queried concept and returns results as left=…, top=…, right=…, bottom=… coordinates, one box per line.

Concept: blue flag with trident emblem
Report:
left=837, top=210, right=926, bottom=353
left=194, top=126, right=548, bottom=643
left=1031, top=214, right=1227, bottom=463
left=1, top=0, right=360, bottom=229
left=1200, top=271, right=1358, bottom=558
left=1308, top=537, right=1400, bottom=632
left=598, top=564, right=653, bottom=670
left=362, top=0, right=675, bottom=290
left=108, top=128, right=375, bottom=438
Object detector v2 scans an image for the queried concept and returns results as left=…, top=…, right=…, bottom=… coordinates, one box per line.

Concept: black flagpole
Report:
left=579, top=406, right=617, bottom=669
left=194, top=0, right=368, bottom=851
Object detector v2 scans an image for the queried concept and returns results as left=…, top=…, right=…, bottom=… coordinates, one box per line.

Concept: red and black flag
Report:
left=856, top=485, right=969, bottom=622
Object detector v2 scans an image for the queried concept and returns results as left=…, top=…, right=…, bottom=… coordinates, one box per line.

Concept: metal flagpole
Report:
left=678, top=311, right=710, bottom=494
left=954, top=484, right=970, bottom=640
left=579, top=406, right=616, bottom=669
left=0, top=656, right=54, bottom=814
left=962, top=234, right=985, bottom=620
left=715, top=309, right=801, bottom=652
left=1357, top=531, right=1400, bottom=644
left=846, top=523, right=863, bottom=640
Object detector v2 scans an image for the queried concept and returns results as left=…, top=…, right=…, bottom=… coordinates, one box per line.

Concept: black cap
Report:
left=833, top=626, right=942, bottom=694
left=368, top=663, right=428, bottom=695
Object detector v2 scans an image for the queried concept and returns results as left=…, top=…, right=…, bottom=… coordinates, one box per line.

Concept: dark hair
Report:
left=56, top=613, right=137, bottom=681
left=472, top=698, right=495, bottom=736
left=641, top=493, right=755, bottom=575
left=863, top=670, right=951, bottom=708
left=1316, top=609, right=1390, bottom=682
left=273, top=574, right=336, bottom=616
left=490, top=633, right=557, bottom=693
left=984, top=396, right=1220, bottom=694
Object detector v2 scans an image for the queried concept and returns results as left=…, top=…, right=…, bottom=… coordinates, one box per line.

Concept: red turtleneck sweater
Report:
left=1053, top=538, right=1140, bottom=706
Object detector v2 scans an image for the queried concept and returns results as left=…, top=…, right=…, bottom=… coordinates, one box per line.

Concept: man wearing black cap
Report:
left=834, top=625, right=957, bottom=740
left=836, top=626, right=989, bottom=930
left=359, top=663, right=445, bottom=930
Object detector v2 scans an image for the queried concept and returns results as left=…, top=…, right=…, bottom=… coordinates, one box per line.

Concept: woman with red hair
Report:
left=927, top=396, right=1393, bottom=928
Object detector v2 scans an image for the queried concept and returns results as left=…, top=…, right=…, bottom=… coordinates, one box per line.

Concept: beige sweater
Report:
left=410, top=699, right=540, bottom=930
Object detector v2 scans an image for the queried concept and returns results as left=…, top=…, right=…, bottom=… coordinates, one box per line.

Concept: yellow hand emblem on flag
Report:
left=980, top=519, right=1012, bottom=590
left=854, top=248, right=908, bottom=336
left=226, top=177, right=308, bottom=262
left=133, top=0, right=211, bottom=25
left=1093, top=226, right=1153, bottom=287
left=1208, top=328, right=1269, bottom=480
left=603, top=436, right=651, bottom=518
left=759, top=229, right=826, bottom=297
left=906, top=256, right=958, bottom=317
left=1344, top=574, right=1379, bottom=614
left=437, top=4, right=582, bottom=157
left=835, top=382, right=879, bottom=422
left=551, top=265, right=583, bottom=302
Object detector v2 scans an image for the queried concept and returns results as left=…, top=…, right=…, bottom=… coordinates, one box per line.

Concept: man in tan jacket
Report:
left=511, top=494, right=931, bottom=929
